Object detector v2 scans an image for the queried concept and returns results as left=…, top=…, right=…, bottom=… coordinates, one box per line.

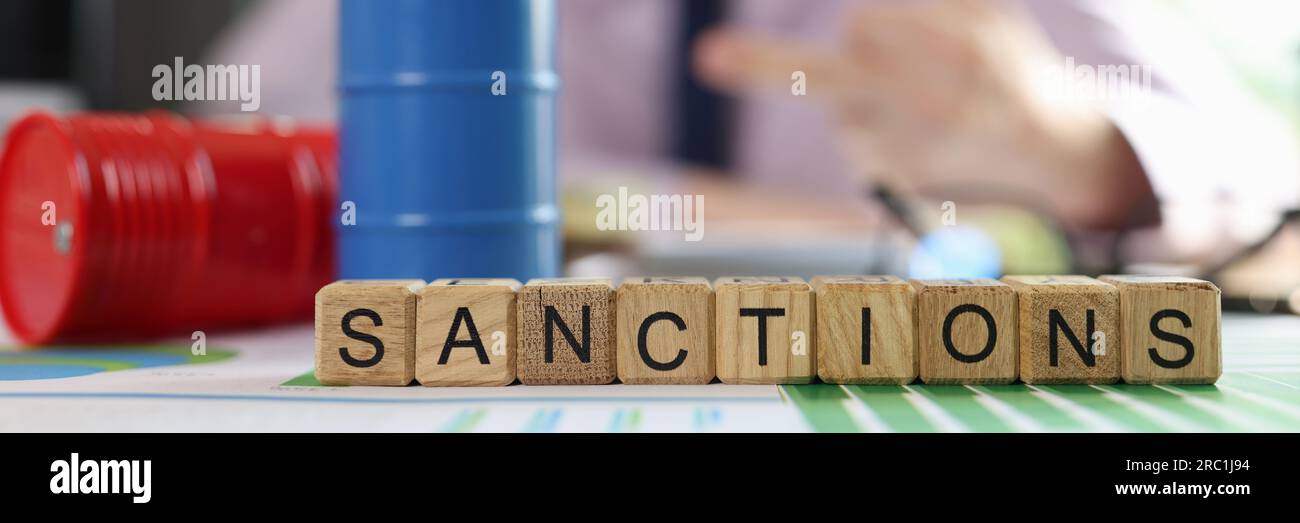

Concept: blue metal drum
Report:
left=338, top=0, right=560, bottom=280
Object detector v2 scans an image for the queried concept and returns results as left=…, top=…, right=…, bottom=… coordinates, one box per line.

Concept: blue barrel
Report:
left=338, top=0, right=560, bottom=280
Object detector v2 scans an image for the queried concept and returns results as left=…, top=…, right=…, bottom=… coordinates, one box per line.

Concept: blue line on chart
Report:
left=0, top=391, right=782, bottom=405
left=523, top=409, right=563, bottom=432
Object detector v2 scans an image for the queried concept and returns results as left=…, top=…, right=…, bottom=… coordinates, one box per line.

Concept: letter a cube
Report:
left=416, top=279, right=520, bottom=386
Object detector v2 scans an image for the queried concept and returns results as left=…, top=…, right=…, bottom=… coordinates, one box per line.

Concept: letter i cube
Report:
left=416, top=279, right=521, bottom=386
left=812, top=276, right=917, bottom=384
left=714, top=277, right=815, bottom=384
left=315, top=280, right=425, bottom=386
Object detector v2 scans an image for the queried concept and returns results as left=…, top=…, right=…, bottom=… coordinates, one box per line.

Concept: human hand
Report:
left=693, top=0, right=1154, bottom=230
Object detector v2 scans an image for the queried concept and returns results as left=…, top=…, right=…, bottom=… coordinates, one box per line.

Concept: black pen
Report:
left=869, top=183, right=925, bottom=239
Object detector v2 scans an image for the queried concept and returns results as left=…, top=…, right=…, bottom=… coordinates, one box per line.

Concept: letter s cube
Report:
left=314, top=280, right=424, bottom=386
left=1100, top=276, right=1221, bottom=384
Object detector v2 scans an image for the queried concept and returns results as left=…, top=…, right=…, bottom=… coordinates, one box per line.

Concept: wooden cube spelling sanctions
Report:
left=416, top=279, right=521, bottom=386
left=517, top=278, right=617, bottom=385
left=913, top=279, right=1017, bottom=384
left=1099, top=275, right=1221, bottom=384
left=617, top=277, right=715, bottom=384
left=812, top=276, right=917, bottom=384
left=315, top=280, right=425, bottom=386
left=715, top=277, right=815, bottom=384
left=1002, top=276, right=1119, bottom=384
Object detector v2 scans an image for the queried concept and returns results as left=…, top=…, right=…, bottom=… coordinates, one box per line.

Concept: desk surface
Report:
left=1, top=313, right=1297, bottom=432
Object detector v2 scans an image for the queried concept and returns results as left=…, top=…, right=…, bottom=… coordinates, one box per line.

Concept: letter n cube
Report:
left=1003, top=275, right=1119, bottom=384
left=516, top=278, right=617, bottom=385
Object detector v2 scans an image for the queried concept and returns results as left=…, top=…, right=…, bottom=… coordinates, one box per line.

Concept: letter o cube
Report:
left=913, top=279, right=1017, bottom=384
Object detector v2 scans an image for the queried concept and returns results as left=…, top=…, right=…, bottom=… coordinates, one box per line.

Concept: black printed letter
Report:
left=340, top=308, right=384, bottom=367
left=1048, top=309, right=1096, bottom=367
left=637, top=311, right=688, bottom=371
left=1149, top=309, right=1194, bottom=369
left=739, top=308, right=785, bottom=366
left=439, top=307, right=489, bottom=365
left=942, top=304, right=997, bottom=363
left=545, top=305, right=591, bottom=363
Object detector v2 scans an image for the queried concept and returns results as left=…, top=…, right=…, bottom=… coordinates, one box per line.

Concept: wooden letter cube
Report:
left=1003, top=276, right=1119, bottom=384
left=714, top=277, right=815, bottom=384
left=616, top=277, right=715, bottom=384
left=314, top=280, right=424, bottom=386
left=1099, top=275, right=1221, bottom=384
left=812, top=276, right=917, bottom=384
left=517, top=278, right=617, bottom=385
left=416, top=278, right=520, bottom=386
left=912, top=279, right=1017, bottom=384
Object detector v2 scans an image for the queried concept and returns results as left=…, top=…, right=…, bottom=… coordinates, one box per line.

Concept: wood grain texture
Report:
left=912, top=279, right=1017, bottom=384
left=812, top=276, right=917, bottom=384
left=1003, top=275, right=1119, bottom=384
left=1099, top=275, right=1221, bottom=384
left=416, top=278, right=520, bottom=387
left=516, top=278, right=617, bottom=385
left=616, top=277, right=715, bottom=384
left=314, top=280, right=424, bottom=386
left=714, top=277, right=815, bottom=384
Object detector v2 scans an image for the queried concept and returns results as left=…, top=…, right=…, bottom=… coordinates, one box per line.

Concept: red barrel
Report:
left=0, top=112, right=337, bottom=345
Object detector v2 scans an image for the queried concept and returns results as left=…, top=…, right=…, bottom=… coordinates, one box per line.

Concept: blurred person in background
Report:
left=208, top=0, right=1298, bottom=278
left=3, top=0, right=1294, bottom=286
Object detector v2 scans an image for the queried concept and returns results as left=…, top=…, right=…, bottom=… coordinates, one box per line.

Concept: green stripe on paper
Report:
left=968, top=385, right=1088, bottom=431
left=782, top=385, right=861, bottom=433
left=442, top=409, right=487, bottom=432
left=1033, top=385, right=1166, bottom=432
left=279, top=370, right=336, bottom=387
left=843, top=385, right=936, bottom=432
left=909, top=385, right=1013, bottom=432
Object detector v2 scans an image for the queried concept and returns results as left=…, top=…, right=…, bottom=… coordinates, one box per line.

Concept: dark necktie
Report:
left=673, top=0, right=731, bottom=171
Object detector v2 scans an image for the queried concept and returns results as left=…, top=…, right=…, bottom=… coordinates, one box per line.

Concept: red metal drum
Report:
left=0, top=112, right=338, bottom=345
